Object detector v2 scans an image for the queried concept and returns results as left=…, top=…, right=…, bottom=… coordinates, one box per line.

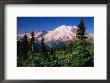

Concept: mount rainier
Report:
left=17, top=25, right=93, bottom=46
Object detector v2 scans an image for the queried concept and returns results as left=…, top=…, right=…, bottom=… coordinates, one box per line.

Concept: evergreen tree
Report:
left=40, top=35, right=47, bottom=60
left=76, top=18, right=87, bottom=40
left=17, top=39, right=22, bottom=55
left=74, top=18, right=93, bottom=66
left=30, top=31, right=35, bottom=52
left=21, top=32, right=29, bottom=60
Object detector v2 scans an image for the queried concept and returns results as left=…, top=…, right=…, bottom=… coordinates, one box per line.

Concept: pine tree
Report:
left=17, top=39, right=22, bottom=55
left=40, top=35, right=47, bottom=59
left=74, top=18, right=93, bottom=66
left=21, top=32, right=29, bottom=60
left=76, top=18, right=87, bottom=40
left=30, top=31, right=35, bottom=52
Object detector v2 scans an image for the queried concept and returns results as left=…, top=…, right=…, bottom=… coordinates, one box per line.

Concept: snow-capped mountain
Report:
left=17, top=25, right=93, bottom=46
left=43, top=25, right=77, bottom=43
left=17, top=31, right=47, bottom=40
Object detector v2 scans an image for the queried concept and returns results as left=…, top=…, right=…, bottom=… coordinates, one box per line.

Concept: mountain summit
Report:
left=43, top=25, right=77, bottom=43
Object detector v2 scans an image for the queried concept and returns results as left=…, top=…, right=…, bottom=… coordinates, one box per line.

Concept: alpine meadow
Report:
left=17, top=17, right=94, bottom=67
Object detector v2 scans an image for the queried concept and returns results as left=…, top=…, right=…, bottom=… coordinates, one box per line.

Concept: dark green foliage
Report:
left=70, top=39, right=93, bottom=67
left=21, top=32, right=29, bottom=60
left=17, top=40, right=22, bottom=55
left=40, top=36, right=48, bottom=60
left=74, top=18, right=93, bottom=67
left=17, top=38, right=94, bottom=67
left=29, top=31, right=35, bottom=52
left=76, top=18, right=87, bottom=40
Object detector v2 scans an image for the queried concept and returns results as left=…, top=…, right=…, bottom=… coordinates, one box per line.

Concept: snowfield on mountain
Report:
left=17, top=25, right=93, bottom=45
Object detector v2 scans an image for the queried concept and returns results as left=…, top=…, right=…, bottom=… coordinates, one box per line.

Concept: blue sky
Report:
left=17, top=17, right=94, bottom=34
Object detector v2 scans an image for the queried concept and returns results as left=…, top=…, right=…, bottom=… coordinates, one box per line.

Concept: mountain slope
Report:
left=43, top=25, right=78, bottom=43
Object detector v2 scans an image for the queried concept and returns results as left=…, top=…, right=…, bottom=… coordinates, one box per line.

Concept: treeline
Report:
left=17, top=18, right=94, bottom=67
